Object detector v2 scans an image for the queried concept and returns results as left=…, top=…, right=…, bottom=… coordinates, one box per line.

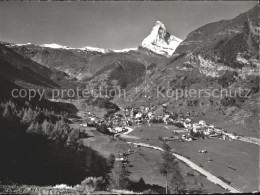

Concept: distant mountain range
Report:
left=0, top=43, right=71, bottom=89
left=1, top=20, right=181, bottom=83
left=5, top=20, right=181, bottom=57
left=0, top=4, right=259, bottom=136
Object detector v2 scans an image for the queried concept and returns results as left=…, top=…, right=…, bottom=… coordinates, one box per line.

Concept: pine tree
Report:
left=27, top=122, right=42, bottom=134
left=22, top=107, right=34, bottom=124
left=41, top=119, right=53, bottom=135
left=27, top=122, right=35, bottom=133
left=33, top=122, right=42, bottom=134
left=51, top=118, right=70, bottom=141
left=168, top=167, right=186, bottom=193
left=2, top=104, right=14, bottom=121
left=159, top=142, right=184, bottom=194
left=17, top=110, right=23, bottom=119
left=109, top=161, right=130, bottom=190
left=67, top=128, right=80, bottom=145
left=107, top=154, right=115, bottom=168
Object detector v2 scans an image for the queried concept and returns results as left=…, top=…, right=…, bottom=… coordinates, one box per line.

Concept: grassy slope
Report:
left=127, top=125, right=259, bottom=192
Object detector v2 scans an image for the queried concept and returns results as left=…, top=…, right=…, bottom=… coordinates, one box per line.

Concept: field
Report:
left=68, top=99, right=258, bottom=193
left=82, top=129, right=132, bottom=157
left=127, top=147, right=226, bottom=193
left=127, top=125, right=259, bottom=192
left=124, top=124, right=182, bottom=147
left=169, top=139, right=259, bottom=192
left=79, top=125, right=226, bottom=193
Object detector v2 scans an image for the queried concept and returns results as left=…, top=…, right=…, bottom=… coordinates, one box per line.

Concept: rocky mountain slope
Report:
left=142, top=21, right=182, bottom=57
left=2, top=42, right=106, bottom=79
left=0, top=43, right=74, bottom=89
left=2, top=20, right=181, bottom=84
left=117, top=5, right=259, bottom=137
left=3, top=41, right=167, bottom=90
left=1, top=5, right=258, bottom=137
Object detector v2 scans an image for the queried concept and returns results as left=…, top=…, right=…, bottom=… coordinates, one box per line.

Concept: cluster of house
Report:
left=83, top=111, right=129, bottom=134
left=82, top=105, right=172, bottom=134
left=181, top=119, right=239, bottom=141
left=121, top=104, right=187, bottom=126
left=83, top=104, right=239, bottom=142
left=84, top=112, right=99, bottom=126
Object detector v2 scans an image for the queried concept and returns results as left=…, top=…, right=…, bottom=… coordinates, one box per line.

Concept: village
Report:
left=76, top=103, right=247, bottom=191
left=61, top=98, right=259, bottom=193
left=81, top=103, right=241, bottom=143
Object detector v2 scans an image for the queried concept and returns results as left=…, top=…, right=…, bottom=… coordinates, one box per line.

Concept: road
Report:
left=238, top=136, right=260, bottom=146
left=127, top=141, right=241, bottom=193
left=62, top=98, right=248, bottom=193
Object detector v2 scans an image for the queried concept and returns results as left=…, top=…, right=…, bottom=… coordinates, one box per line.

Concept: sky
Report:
left=0, top=1, right=257, bottom=49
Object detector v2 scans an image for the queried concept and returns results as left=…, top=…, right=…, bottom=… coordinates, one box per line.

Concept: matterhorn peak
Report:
left=141, top=21, right=182, bottom=57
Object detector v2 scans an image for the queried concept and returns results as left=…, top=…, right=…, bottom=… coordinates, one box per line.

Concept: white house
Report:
left=135, top=112, right=142, bottom=119
left=199, top=120, right=206, bottom=126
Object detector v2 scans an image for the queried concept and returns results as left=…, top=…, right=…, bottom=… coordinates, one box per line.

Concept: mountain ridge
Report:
left=114, top=4, right=259, bottom=136
left=3, top=20, right=181, bottom=58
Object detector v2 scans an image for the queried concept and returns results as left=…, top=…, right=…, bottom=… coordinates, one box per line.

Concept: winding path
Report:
left=127, top=141, right=241, bottom=193
left=238, top=136, right=260, bottom=146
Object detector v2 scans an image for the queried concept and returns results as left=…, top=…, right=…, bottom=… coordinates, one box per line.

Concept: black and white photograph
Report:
left=0, top=0, right=259, bottom=194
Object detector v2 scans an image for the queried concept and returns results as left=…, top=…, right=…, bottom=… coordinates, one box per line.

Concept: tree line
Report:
left=0, top=100, right=81, bottom=146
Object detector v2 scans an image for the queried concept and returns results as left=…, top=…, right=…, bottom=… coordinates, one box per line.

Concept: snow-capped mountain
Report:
left=142, top=21, right=182, bottom=57
left=4, top=40, right=164, bottom=82
left=40, top=43, right=70, bottom=49
left=15, top=43, right=33, bottom=46
left=113, top=48, right=137, bottom=53
left=12, top=21, right=183, bottom=57
left=39, top=43, right=136, bottom=53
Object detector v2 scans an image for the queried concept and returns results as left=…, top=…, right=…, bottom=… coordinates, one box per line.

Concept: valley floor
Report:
left=3, top=99, right=257, bottom=194
left=71, top=99, right=259, bottom=193
left=125, top=125, right=259, bottom=192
